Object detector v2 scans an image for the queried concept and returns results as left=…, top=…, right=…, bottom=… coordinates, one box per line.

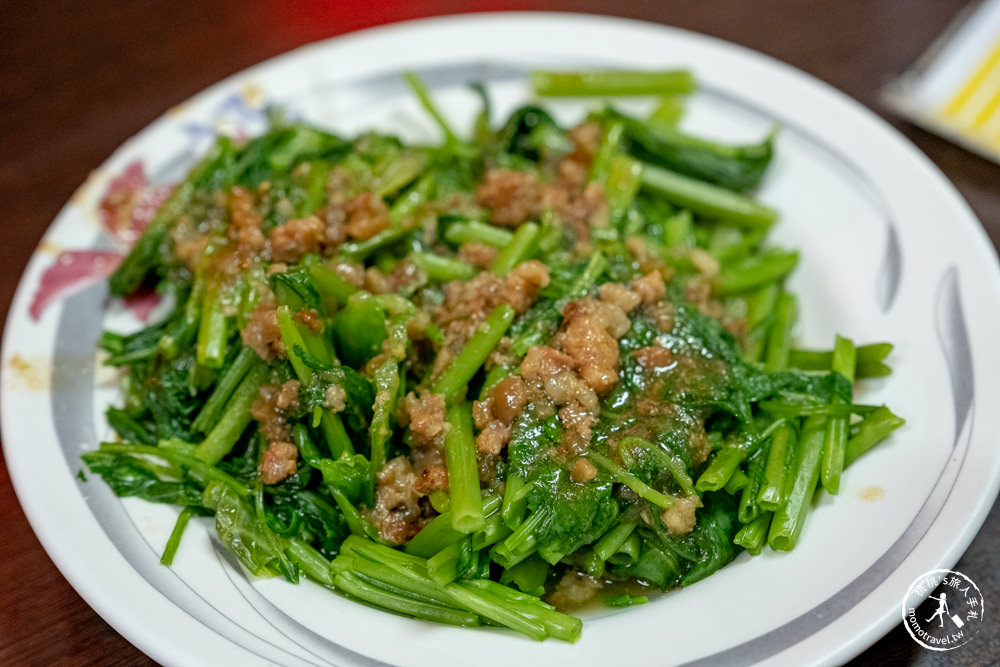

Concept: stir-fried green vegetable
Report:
left=84, top=69, right=903, bottom=643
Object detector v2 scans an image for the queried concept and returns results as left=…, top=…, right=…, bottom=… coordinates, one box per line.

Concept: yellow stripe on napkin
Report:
left=940, top=38, right=1000, bottom=119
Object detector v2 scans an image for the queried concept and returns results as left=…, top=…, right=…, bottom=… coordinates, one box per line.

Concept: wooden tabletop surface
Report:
left=2, top=1, right=998, bottom=665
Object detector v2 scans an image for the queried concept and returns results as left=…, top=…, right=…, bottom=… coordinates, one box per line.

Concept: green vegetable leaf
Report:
left=315, top=452, right=371, bottom=505
left=203, top=482, right=295, bottom=579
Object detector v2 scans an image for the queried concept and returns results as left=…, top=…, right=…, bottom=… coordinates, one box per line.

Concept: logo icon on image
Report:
left=901, top=569, right=984, bottom=651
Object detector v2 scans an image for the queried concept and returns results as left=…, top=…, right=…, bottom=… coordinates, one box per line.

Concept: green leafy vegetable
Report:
left=83, top=67, right=903, bottom=644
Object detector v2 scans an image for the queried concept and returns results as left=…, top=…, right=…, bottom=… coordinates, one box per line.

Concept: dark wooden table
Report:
left=2, top=1, right=998, bottom=665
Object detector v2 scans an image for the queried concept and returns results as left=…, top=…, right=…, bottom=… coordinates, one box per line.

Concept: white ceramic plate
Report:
left=3, top=13, right=1000, bottom=667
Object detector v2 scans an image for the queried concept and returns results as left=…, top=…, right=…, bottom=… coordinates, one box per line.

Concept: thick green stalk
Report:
left=820, top=335, right=856, bottom=494
left=292, top=423, right=321, bottom=466
left=764, top=292, right=797, bottom=371
left=445, top=403, right=485, bottom=533
left=368, top=358, right=400, bottom=500
left=789, top=343, right=893, bottom=378
left=711, top=228, right=768, bottom=264
left=640, top=162, right=777, bottom=228
left=738, top=447, right=767, bottom=524
left=499, top=557, right=549, bottom=597
left=716, top=250, right=799, bottom=296
left=389, top=175, right=434, bottom=222
left=307, top=262, right=358, bottom=310
left=490, top=223, right=540, bottom=275
left=608, top=532, right=642, bottom=566
left=743, top=282, right=780, bottom=362
left=279, top=302, right=354, bottom=459
left=192, top=347, right=256, bottom=433
left=593, top=521, right=637, bottom=562
left=491, top=508, right=547, bottom=568
left=588, top=120, right=626, bottom=184
left=457, top=579, right=580, bottom=642
left=734, top=512, right=771, bottom=555
left=334, top=554, right=457, bottom=608
left=845, top=407, right=905, bottom=466
left=502, top=474, right=529, bottom=529
left=158, top=274, right=204, bottom=358
left=664, top=210, right=695, bottom=250
left=276, top=305, right=314, bottom=383
left=406, top=495, right=502, bottom=557
left=196, top=281, right=229, bottom=369
left=339, top=226, right=412, bottom=262
left=768, top=416, right=826, bottom=551
left=320, top=411, right=355, bottom=458
left=288, top=538, right=334, bottom=586
left=649, top=95, right=685, bottom=124
left=443, top=584, right=546, bottom=641
left=696, top=447, right=747, bottom=492
left=605, top=155, right=643, bottom=222
left=338, top=536, right=580, bottom=641
left=160, top=507, right=196, bottom=565
left=412, top=252, right=475, bottom=282
left=427, top=538, right=471, bottom=586
left=329, top=488, right=379, bottom=540
left=335, top=572, right=480, bottom=626
left=444, top=221, right=513, bottom=247
left=757, top=422, right=796, bottom=511
left=432, top=304, right=516, bottom=403
left=195, top=363, right=268, bottom=465
left=471, top=510, right=511, bottom=550
left=531, top=69, right=695, bottom=97
left=570, top=250, right=608, bottom=297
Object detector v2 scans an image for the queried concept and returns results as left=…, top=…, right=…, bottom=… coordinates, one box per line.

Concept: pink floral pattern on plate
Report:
left=29, top=161, right=171, bottom=322
left=29, top=92, right=265, bottom=323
